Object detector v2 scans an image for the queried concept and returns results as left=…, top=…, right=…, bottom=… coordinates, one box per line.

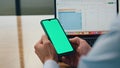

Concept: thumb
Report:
left=69, top=37, right=81, bottom=48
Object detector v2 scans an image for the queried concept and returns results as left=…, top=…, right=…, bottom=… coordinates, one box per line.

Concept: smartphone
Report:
left=40, top=18, right=74, bottom=56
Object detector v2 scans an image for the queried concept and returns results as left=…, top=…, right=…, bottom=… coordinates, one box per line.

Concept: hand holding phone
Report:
left=40, top=18, right=74, bottom=56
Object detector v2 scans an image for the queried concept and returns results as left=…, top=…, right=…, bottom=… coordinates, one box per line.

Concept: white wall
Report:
left=0, top=15, right=54, bottom=68
left=0, top=16, right=20, bottom=68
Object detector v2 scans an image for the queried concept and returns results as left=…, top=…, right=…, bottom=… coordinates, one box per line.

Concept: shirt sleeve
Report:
left=44, top=60, right=59, bottom=68
left=78, top=17, right=120, bottom=68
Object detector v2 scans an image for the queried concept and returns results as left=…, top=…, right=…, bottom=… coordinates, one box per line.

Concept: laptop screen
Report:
left=55, top=0, right=119, bottom=35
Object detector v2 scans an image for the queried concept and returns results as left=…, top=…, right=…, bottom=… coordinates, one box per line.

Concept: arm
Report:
left=61, top=37, right=91, bottom=68
left=34, top=35, right=91, bottom=68
left=78, top=19, right=120, bottom=68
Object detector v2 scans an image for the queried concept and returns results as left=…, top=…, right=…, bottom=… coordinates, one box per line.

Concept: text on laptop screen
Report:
left=56, top=0, right=118, bottom=35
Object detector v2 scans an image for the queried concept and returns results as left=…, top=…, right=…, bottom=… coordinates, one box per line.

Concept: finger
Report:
left=76, top=46, right=81, bottom=54
left=40, top=35, right=51, bottom=46
left=48, top=43, right=58, bottom=58
left=49, top=44, right=56, bottom=54
left=40, top=35, right=49, bottom=44
left=61, top=56, right=70, bottom=64
left=37, top=35, right=47, bottom=44
left=61, top=56, right=66, bottom=62
left=34, top=37, right=42, bottom=49
left=34, top=42, right=40, bottom=50
left=34, top=43, right=42, bottom=52
left=70, top=37, right=80, bottom=44
left=69, top=37, right=81, bottom=49
left=61, top=56, right=68, bottom=62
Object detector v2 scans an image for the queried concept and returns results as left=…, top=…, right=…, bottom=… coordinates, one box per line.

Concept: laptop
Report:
left=54, top=0, right=119, bottom=46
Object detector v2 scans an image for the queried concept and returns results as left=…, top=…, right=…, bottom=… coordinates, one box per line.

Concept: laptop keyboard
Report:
left=83, top=37, right=97, bottom=47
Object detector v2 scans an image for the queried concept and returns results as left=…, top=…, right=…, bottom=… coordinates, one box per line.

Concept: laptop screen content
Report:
left=55, top=0, right=118, bottom=35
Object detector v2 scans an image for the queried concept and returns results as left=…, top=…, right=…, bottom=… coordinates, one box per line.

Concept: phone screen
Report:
left=41, top=19, right=74, bottom=55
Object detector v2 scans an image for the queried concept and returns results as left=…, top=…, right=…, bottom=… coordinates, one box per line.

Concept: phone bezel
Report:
left=40, top=18, right=74, bottom=56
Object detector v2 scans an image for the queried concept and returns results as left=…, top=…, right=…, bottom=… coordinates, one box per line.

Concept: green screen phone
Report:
left=40, top=18, right=74, bottom=55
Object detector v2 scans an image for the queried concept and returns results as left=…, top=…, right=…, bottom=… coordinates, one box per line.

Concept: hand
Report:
left=34, top=35, right=58, bottom=63
left=61, top=37, right=91, bottom=68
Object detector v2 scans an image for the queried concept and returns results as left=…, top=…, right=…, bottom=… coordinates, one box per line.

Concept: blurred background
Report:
left=0, top=0, right=120, bottom=68
left=0, top=0, right=54, bottom=15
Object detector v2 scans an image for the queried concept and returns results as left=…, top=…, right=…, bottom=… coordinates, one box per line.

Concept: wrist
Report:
left=44, top=60, right=59, bottom=68
left=44, top=57, right=58, bottom=63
